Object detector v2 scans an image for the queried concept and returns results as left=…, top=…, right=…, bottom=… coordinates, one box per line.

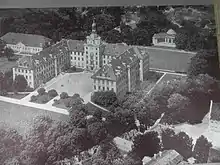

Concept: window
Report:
left=26, top=75, right=28, bottom=79
left=94, top=85, right=96, bottom=90
left=103, top=87, right=105, bottom=90
left=98, top=86, right=101, bottom=90
left=74, top=57, right=76, bottom=60
left=78, top=57, right=80, bottom=60
left=29, top=76, right=31, bottom=79
left=107, top=87, right=109, bottom=90
left=71, top=56, right=73, bottom=60
left=26, top=70, right=28, bottom=73
left=82, top=58, right=84, bottom=61
left=86, top=51, right=88, bottom=54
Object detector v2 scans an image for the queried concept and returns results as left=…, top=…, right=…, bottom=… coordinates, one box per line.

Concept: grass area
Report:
left=139, top=71, right=164, bottom=93
left=158, top=73, right=187, bottom=84
left=85, top=102, right=109, bottom=118
left=0, top=57, right=17, bottom=73
left=147, top=47, right=195, bottom=72
left=5, top=93, right=28, bottom=99
left=0, top=100, right=68, bottom=135
left=30, top=93, right=56, bottom=104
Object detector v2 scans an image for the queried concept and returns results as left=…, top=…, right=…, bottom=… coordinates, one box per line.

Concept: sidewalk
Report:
left=0, top=95, right=69, bottom=115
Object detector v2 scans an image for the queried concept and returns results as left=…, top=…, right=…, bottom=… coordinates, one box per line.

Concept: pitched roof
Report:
left=210, top=102, right=220, bottom=121
left=91, top=64, right=117, bottom=81
left=153, top=32, right=176, bottom=38
left=15, top=56, right=34, bottom=69
left=67, top=39, right=85, bottom=52
left=208, top=147, right=220, bottom=163
left=33, top=39, right=69, bottom=66
left=103, top=43, right=130, bottom=56
left=91, top=47, right=140, bottom=80
left=146, top=150, right=183, bottom=165
left=1, top=32, right=52, bottom=47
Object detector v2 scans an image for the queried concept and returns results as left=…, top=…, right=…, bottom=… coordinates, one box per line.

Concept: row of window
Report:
left=10, top=45, right=41, bottom=52
left=94, top=79, right=114, bottom=86
left=15, top=68, right=32, bottom=74
left=15, top=74, right=32, bottom=81
left=94, top=85, right=114, bottom=91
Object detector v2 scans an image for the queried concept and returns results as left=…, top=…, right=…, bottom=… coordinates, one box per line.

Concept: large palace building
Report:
left=11, top=20, right=149, bottom=98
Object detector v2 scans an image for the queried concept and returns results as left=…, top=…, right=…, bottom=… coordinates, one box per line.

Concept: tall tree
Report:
left=193, top=135, right=212, bottom=163
left=13, top=75, right=28, bottom=92
left=131, top=131, right=161, bottom=159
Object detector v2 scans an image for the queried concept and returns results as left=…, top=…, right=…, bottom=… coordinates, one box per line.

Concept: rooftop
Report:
left=1, top=32, right=52, bottom=48
left=67, top=39, right=85, bottom=52
left=153, top=29, right=177, bottom=38
left=146, top=150, right=183, bottom=165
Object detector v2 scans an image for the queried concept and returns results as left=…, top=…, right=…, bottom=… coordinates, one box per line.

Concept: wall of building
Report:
left=152, top=37, right=176, bottom=48
left=116, top=70, right=128, bottom=99
left=70, top=51, right=85, bottom=68
left=7, top=44, right=43, bottom=54
left=209, top=120, right=220, bottom=133
left=13, top=67, right=34, bottom=88
left=93, top=78, right=116, bottom=92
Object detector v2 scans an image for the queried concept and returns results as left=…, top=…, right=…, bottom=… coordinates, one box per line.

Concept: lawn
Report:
left=0, top=57, right=17, bottom=73
left=147, top=47, right=195, bottom=72
left=45, top=72, right=93, bottom=97
left=0, top=100, right=68, bottom=135
left=5, top=93, right=28, bottom=99
left=158, top=73, right=187, bottom=85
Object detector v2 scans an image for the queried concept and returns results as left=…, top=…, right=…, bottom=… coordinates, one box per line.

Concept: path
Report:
left=88, top=101, right=110, bottom=112
left=0, top=95, right=69, bottom=115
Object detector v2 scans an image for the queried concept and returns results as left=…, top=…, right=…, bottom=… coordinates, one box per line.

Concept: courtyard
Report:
left=44, top=72, right=93, bottom=100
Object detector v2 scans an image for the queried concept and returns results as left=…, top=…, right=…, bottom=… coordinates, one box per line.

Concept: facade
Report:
left=208, top=100, right=220, bottom=133
left=12, top=19, right=149, bottom=92
left=13, top=39, right=70, bottom=89
left=1, top=32, right=52, bottom=56
left=152, top=29, right=177, bottom=48
left=91, top=46, right=149, bottom=99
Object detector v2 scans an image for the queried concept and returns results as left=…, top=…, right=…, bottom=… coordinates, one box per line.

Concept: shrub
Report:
left=60, top=92, right=69, bottom=99
left=38, top=95, right=50, bottom=104
left=48, top=89, right=58, bottom=98
left=30, top=95, right=37, bottom=102
left=25, top=87, right=34, bottom=92
left=37, top=88, right=46, bottom=96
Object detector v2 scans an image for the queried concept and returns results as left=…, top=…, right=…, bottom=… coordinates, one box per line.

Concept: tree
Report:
left=0, top=39, right=6, bottom=56
left=91, top=91, right=118, bottom=108
left=68, top=109, right=87, bottom=128
left=174, top=30, right=189, bottom=50
left=4, top=47, right=15, bottom=60
left=0, top=126, right=23, bottom=165
left=60, top=92, right=69, bottom=99
left=132, top=27, right=151, bottom=46
left=37, top=88, right=46, bottom=96
left=162, top=129, right=193, bottom=159
left=13, top=75, right=28, bottom=92
left=87, top=121, right=108, bottom=145
left=187, top=49, right=220, bottom=79
left=103, top=29, right=123, bottom=43
left=193, top=135, right=212, bottom=163
left=48, top=89, right=58, bottom=98
left=131, top=131, right=161, bottom=159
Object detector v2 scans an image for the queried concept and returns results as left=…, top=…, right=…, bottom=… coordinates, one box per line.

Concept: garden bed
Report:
left=30, top=88, right=58, bottom=104
left=52, top=92, right=83, bottom=109
left=5, top=93, right=28, bottom=99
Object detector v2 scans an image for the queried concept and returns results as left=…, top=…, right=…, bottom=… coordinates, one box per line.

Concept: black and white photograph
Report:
left=0, top=5, right=220, bottom=165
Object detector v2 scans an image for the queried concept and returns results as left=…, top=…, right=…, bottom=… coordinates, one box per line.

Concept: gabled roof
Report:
left=15, top=56, right=34, bottom=69
left=91, top=64, right=117, bottom=81
left=210, top=102, right=220, bottom=121
left=146, top=150, right=183, bottom=165
left=67, top=39, right=85, bottom=52
left=1, top=32, right=52, bottom=47
left=153, top=29, right=176, bottom=39
left=103, top=43, right=130, bottom=56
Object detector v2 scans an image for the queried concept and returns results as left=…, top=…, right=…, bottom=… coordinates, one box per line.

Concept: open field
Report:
left=147, top=48, right=195, bottom=72
left=45, top=72, right=93, bottom=97
left=0, top=100, right=68, bottom=135
left=0, top=57, right=17, bottom=73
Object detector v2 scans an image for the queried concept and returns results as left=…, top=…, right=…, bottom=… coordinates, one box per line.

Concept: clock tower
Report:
left=84, top=18, right=102, bottom=71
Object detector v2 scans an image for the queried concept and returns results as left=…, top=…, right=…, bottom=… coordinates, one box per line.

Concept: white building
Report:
left=1, top=32, right=52, bottom=56
left=152, top=29, right=177, bottom=48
